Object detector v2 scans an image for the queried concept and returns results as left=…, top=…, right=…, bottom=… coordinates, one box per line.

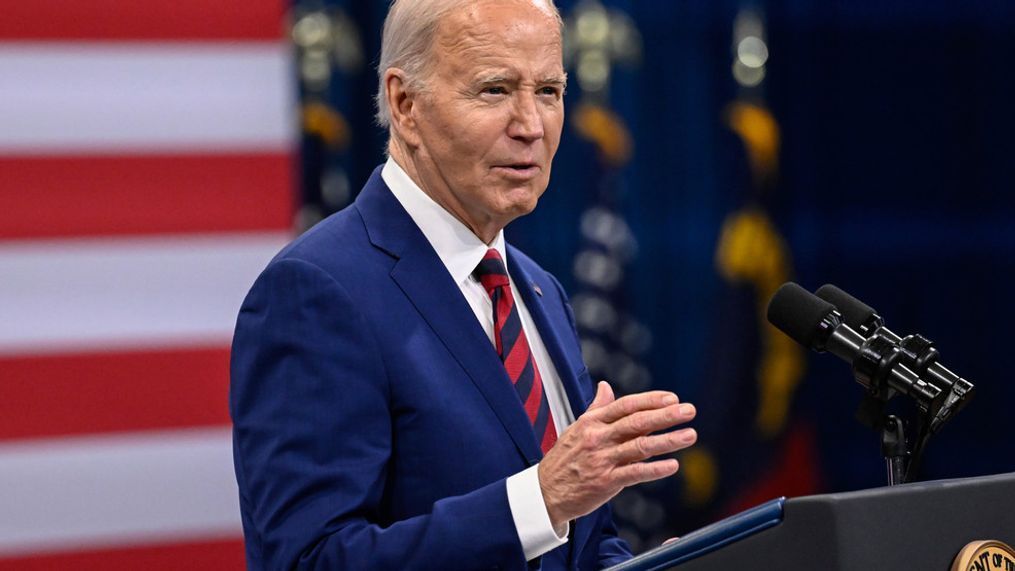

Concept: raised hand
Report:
left=538, top=381, right=697, bottom=530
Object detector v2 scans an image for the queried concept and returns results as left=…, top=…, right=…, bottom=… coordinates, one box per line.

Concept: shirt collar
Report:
left=382, top=157, right=507, bottom=286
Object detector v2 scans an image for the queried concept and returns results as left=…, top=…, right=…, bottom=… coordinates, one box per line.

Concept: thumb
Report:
left=587, top=381, right=615, bottom=410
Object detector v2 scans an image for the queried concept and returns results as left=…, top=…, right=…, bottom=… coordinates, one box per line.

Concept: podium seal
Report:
left=951, top=540, right=1015, bottom=571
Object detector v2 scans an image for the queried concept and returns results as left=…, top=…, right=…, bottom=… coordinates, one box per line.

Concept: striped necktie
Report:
left=473, top=248, right=557, bottom=455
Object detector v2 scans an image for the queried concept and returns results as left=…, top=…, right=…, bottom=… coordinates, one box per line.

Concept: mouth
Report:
left=492, top=163, right=541, bottom=180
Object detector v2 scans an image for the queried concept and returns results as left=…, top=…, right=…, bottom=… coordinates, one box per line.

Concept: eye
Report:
left=482, top=86, right=508, bottom=95
left=538, top=85, right=563, bottom=98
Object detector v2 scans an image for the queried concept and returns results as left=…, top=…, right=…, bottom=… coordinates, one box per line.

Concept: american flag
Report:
left=0, top=1, right=294, bottom=567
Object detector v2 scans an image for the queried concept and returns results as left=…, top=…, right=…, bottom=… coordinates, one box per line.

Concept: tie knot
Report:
left=473, top=248, right=510, bottom=292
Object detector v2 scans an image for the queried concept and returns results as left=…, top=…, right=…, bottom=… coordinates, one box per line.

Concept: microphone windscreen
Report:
left=767, top=282, right=836, bottom=349
left=815, top=284, right=877, bottom=329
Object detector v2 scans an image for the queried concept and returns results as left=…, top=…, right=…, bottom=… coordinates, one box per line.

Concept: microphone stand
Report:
left=881, top=415, right=907, bottom=486
left=849, top=332, right=946, bottom=487
left=767, top=282, right=975, bottom=487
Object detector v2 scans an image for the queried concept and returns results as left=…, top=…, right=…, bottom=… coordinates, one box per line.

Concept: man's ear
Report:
left=385, top=69, right=422, bottom=148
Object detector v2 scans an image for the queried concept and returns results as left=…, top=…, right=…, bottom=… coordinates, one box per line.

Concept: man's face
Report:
left=406, top=0, right=565, bottom=240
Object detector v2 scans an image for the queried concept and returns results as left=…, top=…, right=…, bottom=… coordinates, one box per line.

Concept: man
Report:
left=230, top=0, right=697, bottom=568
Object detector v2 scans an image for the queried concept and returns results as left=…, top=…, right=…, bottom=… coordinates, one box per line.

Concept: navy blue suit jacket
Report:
left=230, top=168, right=632, bottom=569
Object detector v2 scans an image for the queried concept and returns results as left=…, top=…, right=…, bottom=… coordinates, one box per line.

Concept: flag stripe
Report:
left=1, top=0, right=294, bottom=562
left=0, top=346, right=231, bottom=441
left=0, top=0, right=286, bottom=41
left=0, top=538, right=245, bottom=571
left=0, top=233, right=289, bottom=355
left=0, top=428, right=240, bottom=557
left=0, top=43, right=293, bottom=155
left=0, top=154, right=293, bottom=240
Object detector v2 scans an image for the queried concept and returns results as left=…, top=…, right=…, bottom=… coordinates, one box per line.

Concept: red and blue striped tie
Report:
left=473, top=248, right=557, bottom=455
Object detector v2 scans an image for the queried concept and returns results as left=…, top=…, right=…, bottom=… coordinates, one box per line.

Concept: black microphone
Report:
left=766, top=283, right=942, bottom=409
left=814, top=284, right=974, bottom=432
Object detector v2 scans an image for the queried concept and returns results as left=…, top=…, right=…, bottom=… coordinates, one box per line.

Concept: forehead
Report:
left=433, top=0, right=563, bottom=77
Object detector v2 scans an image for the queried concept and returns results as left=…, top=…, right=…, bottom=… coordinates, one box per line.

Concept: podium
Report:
left=608, top=472, right=1015, bottom=570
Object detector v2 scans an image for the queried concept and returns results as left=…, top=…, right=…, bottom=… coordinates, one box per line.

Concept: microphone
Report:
left=814, top=284, right=974, bottom=432
left=766, top=283, right=942, bottom=410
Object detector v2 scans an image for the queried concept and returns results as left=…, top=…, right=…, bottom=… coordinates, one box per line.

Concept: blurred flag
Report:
left=678, top=5, right=821, bottom=525
left=289, top=1, right=366, bottom=229
left=561, top=0, right=671, bottom=551
left=0, top=1, right=294, bottom=568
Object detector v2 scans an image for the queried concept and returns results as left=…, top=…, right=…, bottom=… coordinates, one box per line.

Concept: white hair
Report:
left=375, top=0, right=562, bottom=129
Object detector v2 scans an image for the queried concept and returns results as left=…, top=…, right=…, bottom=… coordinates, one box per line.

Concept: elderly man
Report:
left=230, top=0, right=697, bottom=569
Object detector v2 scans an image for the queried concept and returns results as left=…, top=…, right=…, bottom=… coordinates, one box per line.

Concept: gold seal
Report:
left=951, top=540, right=1015, bottom=571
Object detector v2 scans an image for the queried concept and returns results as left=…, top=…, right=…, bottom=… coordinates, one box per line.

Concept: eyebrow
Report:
left=474, top=74, right=568, bottom=87
left=475, top=75, right=511, bottom=86
left=539, top=75, right=568, bottom=87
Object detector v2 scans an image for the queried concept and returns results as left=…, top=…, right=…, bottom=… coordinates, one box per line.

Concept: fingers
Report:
left=539, top=384, right=697, bottom=525
left=589, top=390, right=681, bottom=424
left=612, top=458, right=680, bottom=488
left=586, top=381, right=615, bottom=411
left=610, top=428, right=697, bottom=465
left=608, top=404, right=696, bottom=441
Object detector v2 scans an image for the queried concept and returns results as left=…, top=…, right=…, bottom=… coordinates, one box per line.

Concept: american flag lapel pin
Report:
left=533, top=283, right=543, bottom=296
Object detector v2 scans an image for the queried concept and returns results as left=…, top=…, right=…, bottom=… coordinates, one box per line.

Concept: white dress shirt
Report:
left=382, top=158, right=572, bottom=561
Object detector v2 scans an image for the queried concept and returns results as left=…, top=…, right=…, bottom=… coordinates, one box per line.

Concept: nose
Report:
left=507, top=92, right=544, bottom=142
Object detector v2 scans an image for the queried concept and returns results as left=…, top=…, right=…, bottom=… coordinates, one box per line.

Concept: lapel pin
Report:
left=533, top=283, right=543, bottom=296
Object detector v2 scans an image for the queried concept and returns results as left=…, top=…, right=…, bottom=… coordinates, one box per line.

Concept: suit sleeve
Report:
left=230, top=258, right=527, bottom=570
left=596, top=503, right=632, bottom=568
left=544, top=272, right=634, bottom=568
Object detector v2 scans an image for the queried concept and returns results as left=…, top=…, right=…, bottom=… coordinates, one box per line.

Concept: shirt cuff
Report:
left=506, top=464, right=569, bottom=561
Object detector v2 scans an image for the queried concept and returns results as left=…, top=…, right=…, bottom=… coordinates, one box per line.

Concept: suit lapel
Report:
left=507, top=250, right=590, bottom=421
left=354, top=170, right=543, bottom=465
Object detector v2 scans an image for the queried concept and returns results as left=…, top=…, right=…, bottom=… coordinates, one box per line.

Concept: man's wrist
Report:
left=506, top=464, right=569, bottom=561
left=537, top=462, right=568, bottom=535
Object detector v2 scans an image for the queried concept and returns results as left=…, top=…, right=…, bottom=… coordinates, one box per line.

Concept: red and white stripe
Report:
left=0, top=1, right=294, bottom=567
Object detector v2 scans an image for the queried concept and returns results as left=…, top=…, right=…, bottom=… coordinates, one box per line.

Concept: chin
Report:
left=503, top=184, right=544, bottom=212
